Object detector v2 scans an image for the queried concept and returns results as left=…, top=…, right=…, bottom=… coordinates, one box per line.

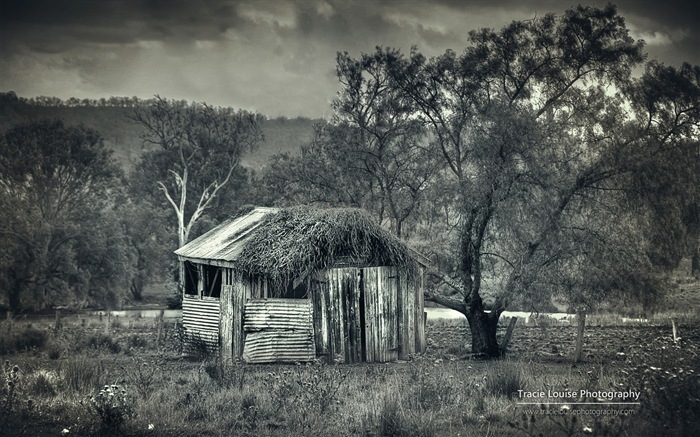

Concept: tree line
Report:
left=1, top=5, right=697, bottom=357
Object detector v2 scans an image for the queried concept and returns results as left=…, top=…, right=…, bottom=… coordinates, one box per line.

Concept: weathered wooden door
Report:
left=362, top=266, right=399, bottom=362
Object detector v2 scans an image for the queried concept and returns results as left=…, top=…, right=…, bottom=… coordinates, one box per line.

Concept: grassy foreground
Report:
left=1, top=314, right=698, bottom=437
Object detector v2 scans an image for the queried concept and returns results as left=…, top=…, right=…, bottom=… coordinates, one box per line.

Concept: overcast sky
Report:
left=1, top=0, right=698, bottom=118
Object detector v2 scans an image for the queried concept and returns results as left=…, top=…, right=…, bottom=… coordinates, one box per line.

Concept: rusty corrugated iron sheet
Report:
left=174, top=207, right=278, bottom=263
left=242, top=298, right=315, bottom=363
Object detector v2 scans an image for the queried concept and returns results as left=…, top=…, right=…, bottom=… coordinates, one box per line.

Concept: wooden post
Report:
left=672, top=319, right=680, bottom=343
left=157, top=309, right=164, bottom=347
left=54, top=309, right=62, bottom=331
left=104, top=311, right=110, bottom=335
left=81, top=318, right=86, bottom=328
left=500, top=316, right=518, bottom=355
left=574, top=312, right=586, bottom=362
left=6, top=311, right=12, bottom=334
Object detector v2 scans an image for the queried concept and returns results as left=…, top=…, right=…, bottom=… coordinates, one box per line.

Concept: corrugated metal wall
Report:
left=182, top=297, right=221, bottom=352
left=242, top=298, right=315, bottom=364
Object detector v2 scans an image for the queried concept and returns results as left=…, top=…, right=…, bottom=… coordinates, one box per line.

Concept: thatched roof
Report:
left=175, top=206, right=420, bottom=285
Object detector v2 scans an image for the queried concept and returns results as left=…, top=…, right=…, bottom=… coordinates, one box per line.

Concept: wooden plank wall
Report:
left=182, top=297, right=221, bottom=352
left=242, top=299, right=315, bottom=364
left=311, top=266, right=424, bottom=363
left=363, top=267, right=400, bottom=362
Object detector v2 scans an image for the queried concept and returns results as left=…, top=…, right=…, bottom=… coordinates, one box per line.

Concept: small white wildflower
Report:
left=148, top=424, right=155, bottom=430
left=583, top=426, right=593, bottom=434
left=61, top=429, right=70, bottom=435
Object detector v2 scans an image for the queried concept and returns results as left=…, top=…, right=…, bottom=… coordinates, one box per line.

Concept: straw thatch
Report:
left=234, top=207, right=415, bottom=288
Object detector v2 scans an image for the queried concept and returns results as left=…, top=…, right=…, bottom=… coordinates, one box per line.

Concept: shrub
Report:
left=484, top=363, right=528, bottom=399
left=0, top=327, right=47, bottom=354
left=203, top=358, right=246, bottom=390
left=121, top=355, right=165, bottom=398
left=62, top=357, right=105, bottom=393
left=126, top=334, right=148, bottom=350
left=27, top=370, right=57, bottom=397
left=88, top=384, right=134, bottom=432
left=79, top=334, right=121, bottom=354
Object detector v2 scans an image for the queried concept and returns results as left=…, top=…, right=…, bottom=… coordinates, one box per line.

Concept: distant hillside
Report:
left=0, top=92, right=316, bottom=171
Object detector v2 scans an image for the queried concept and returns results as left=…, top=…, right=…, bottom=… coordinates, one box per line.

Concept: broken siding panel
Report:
left=242, top=331, right=315, bottom=363
left=242, top=298, right=314, bottom=364
left=244, top=299, right=313, bottom=331
left=182, top=298, right=220, bottom=351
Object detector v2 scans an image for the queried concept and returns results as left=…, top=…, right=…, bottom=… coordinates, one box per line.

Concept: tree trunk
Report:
left=465, top=307, right=501, bottom=358
left=692, top=248, right=699, bottom=277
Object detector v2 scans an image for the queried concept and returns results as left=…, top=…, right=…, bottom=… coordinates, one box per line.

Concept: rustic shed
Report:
left=174, top=206, right=427, bottom=364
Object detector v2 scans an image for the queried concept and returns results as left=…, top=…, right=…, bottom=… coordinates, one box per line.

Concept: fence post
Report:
left=54, top=309, right=62, bottom=332
left=672, top=318, right=680, bottom=343
left=500, top=316, right=518, bottom=355
left=104, top=311, right=111, bottom=335
left=574, top=312, right=586, bottom=362
left=157, top=309, right=164, bottom=347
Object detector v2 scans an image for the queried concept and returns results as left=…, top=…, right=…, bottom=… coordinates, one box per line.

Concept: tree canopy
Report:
left=0, top=119, right=125, bottom=310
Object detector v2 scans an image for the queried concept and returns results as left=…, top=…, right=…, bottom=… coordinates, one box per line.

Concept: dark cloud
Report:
left=1, top=0, right=697, bottom=117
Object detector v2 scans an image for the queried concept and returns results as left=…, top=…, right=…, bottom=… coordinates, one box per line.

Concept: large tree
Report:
left=0, top=119, right=124, bottom=310
left=265, top=49, right=438, bottom=239
left=131, top=96, right=264, bottom=248
left=380, top=5, right=699, bottom=357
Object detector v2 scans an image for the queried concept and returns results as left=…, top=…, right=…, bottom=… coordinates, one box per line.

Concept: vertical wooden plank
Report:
left=351, top=268, right=362, bottom=363
left=416, top=268, right=426, bottom=353
left=397, top=270, right=405, bottom=359
left=376, top=267, right=389, bottom=363
left=341, top=269, right=352, bottom=363
left=320, top=275, right=329, bottom=358
left=311, top=280, right=323, bottom=356
left=379, top=267, right=387, bottom=362
left=363, top=267, right=374, bottom=363
left=389, top=267, right=399, bottom=361
left=220, top=283, right=234, bottom=362
left=323, top=272, right=334, bottom=361
left=370, top=267, right=378, bottom=362
left=329, top=269, right=342, bottom=363
left=406, top=270, right=415, bottom=355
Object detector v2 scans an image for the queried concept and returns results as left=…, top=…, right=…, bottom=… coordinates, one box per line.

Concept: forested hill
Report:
left=0, top=92, right=316, bottom=170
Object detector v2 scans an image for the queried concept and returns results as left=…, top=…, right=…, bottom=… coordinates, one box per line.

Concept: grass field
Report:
left=1, top=309, right=698, bottom=437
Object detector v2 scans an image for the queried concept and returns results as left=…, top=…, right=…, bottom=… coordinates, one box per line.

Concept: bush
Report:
left=88, top=384, right=134, bottom=432
left=0, top=327, right=47, bottom=354
left=484, top=363, right=528, bottom=399
left=79, top=334, right=121, bottom=354
left=62, top=357, right=105, bottom=393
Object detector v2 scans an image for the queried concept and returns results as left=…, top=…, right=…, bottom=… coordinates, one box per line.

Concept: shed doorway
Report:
left=311, top=266, right=401, bottom=363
